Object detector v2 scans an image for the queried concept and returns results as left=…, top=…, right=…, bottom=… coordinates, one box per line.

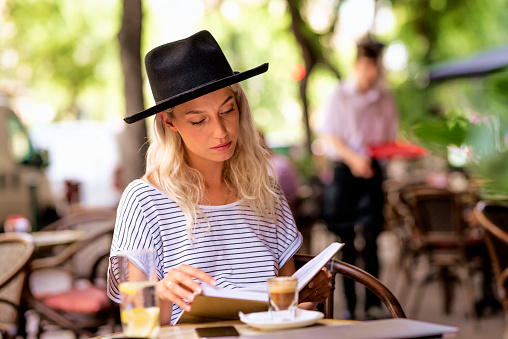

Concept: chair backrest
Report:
left=41, top=208, right=117, bottom=233
left=401, top=186, right=464, bottom=239
left=293, top=254, right=406, bottom=319
left=31, top=224, right=116, bottom=284
left=0, top=232, right=35, bottom=337
left=39, top=208, right=116, bottom=281
left=475, top=201, right=508, bottom=292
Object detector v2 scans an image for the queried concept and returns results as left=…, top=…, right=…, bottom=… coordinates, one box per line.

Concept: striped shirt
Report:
left=107, top=179, right=302, bottom=324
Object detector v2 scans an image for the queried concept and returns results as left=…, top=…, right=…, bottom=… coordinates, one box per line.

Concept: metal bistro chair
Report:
left=401, top=186, right=478, bottom=324
left=0, top=232, right=35, bottom=339
left=475, top=201, right=508, bottom=339
left=293, top=254, right=406, bottom=319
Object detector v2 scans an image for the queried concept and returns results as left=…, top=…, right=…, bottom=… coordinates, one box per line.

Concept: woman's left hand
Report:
left=299, top=267, right=332, bottom=303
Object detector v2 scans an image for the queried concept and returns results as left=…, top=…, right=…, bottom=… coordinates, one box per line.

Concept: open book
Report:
left=176, top=242, right=344, bottom=324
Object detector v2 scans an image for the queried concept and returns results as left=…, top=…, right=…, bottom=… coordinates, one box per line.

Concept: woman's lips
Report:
left=211, top=141, right=232, bottom=151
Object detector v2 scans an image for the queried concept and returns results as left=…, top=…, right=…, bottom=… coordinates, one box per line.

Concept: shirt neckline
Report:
left=136, top=179, right=240, bottom=209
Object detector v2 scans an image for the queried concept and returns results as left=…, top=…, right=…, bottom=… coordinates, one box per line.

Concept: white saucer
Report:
left=239, top=309, right=324, bottom=330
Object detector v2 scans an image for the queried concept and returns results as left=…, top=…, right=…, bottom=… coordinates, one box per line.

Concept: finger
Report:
left=299, top=288, right=314, bottom=303
left=313, top=291, right=329, bottom=303
left=311, top=275, right=332, bottom=291
left=157, top=282, right=192, bottom=312
left=300, top=288, right=328, bottom=303
left=169, top=265, right=217, bottom=294
left=166, top=280, right=197, bottom=302
left=177, top=264, right=217, bottom=286
left=309, top=288, right=330, bottom=303
left=321, top=266, right=332, bottom=279
left=308, top=268, right=330, bottom=288
left=166, top=268, right=204, bottom=294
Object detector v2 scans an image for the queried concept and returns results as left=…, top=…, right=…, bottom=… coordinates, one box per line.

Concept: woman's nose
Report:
left=211, top=118, right=227, bottom=138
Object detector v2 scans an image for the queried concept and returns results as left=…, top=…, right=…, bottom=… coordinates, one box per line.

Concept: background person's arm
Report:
left=324, top=133, right=374, bottom=179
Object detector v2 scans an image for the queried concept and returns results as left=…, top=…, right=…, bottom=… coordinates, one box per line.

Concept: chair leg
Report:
left=457, top=264, right=479, bottom=327
left=504, top=307, right=508, bottom=339
left=410, top=270, right=432, bottom=319
left=18, top=295, right=29, bottom=338
left=396, top=250, right=413, bottom=303
left=440, top=267, right=455, bottom=315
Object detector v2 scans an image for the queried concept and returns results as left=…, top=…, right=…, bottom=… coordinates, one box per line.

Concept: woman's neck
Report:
left=190, top=160, right=233, bottom=205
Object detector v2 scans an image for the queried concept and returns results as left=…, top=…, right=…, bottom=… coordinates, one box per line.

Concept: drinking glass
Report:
left=118, top=249, right=159, bottom=338
left=267, top=276, right=298, bottom=320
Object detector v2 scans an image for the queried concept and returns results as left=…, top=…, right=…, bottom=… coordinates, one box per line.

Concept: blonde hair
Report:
left=143, top=83, right=279, bottom=240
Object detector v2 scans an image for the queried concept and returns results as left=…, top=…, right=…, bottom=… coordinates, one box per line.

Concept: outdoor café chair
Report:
left=400, top=185, right=478, bottom=324
left=0, top=232, right=35, bottom=339
left=475, top=200, right=508, bottom=339
left=293, top=254, right=406, bottom=319
left=25, top=210, right=118, bottom=338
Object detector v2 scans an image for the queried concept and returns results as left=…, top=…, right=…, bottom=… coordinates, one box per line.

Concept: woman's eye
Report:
left=191, top=119, right=205, bottom=125
left=221, top=108, right=235, bottom=115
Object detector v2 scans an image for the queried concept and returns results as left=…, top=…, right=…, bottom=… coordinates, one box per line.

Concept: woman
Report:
left=108, top=30, right=331, bottom=325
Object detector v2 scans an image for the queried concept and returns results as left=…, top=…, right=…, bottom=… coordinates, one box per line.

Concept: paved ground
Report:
left=29, top=224, right=505, bottom=338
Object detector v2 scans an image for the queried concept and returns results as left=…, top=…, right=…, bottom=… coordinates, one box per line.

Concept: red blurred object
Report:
left=4, top=214, right=31, bottom=232
left=368, top=140, right=428, bottom=160
left=290, top=63, right=306, bottom=81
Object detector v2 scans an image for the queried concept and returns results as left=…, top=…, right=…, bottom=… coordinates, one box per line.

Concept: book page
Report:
left=293, top=242, right=344, bottom=291
left=176, top=242, right=344, bottom=324
left=201, top=283, right=267, bottom=302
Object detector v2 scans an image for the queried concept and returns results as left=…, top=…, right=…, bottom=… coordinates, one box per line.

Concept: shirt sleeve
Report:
left=107, top=181, right=157, bottom=303
left=273, top=182, right=303, bottom=270
left=315, top=84, right=341, bottom=137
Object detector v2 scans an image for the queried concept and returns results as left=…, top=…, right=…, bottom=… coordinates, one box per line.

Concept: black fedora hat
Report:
left=124, top=30, right=269, bottom=124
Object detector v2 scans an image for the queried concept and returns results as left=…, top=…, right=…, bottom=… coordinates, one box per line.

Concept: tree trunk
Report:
left=286, top=0, right=341, bottom=154
left=117, top=0, right=148, bottom=188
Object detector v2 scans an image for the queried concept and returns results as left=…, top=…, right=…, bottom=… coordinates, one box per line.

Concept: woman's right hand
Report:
left=157, top=264, right=216, bottom=312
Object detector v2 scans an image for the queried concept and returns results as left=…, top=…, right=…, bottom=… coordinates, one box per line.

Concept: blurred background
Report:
left=1, top=0, right=508, bottom=338
left=2, top=0, right=508, bottom=229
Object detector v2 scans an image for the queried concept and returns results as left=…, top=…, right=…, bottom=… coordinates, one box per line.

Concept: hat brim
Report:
left=124, top=63, right=269, bottom=124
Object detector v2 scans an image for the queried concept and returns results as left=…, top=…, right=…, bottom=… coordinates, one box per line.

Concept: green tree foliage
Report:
left=3, top=0, right=508, bottom=194
left=391, top=0, right=508, bottom=197
left=2, top=0, right=121, bottom=120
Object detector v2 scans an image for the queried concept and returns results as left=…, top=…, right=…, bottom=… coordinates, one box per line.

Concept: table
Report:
left=31, top=230, right=86, bottom=249
left=31, top=230, right=87, bottom=249
left=94, top=319, right=354, bottom=339
left=93, top=318, right=458, bottom=339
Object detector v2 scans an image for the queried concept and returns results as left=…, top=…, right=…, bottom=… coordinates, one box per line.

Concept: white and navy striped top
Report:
left=107, top=179, right=302, bottom=324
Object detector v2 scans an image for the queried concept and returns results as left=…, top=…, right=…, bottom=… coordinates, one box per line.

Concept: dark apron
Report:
left=322, top=159, right=385, bottom=234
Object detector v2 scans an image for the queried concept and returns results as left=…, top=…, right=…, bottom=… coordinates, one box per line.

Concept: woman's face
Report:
left=160, top=87, right=240, bottom=169
left=354, top=57, right=379, bottom=93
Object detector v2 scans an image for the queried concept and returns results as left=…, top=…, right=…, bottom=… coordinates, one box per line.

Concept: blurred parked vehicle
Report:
left=0, top=94, right=57, bottom=231
left=29, top=120, right=121, bottom=213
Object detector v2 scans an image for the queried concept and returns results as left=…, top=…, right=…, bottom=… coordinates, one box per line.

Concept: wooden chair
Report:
left=25, top=209, right=119, bottom=338
left=401, top=186, right=478, bottom=323
left=293, top=254, right=406, bottom=319
left=0, top=232, right=35, bottom=339
left=475, top=200, right=508, bottom=338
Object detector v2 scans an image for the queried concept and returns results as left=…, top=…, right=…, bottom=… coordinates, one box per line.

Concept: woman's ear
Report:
left=158, top=112, right=178, bottom=132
